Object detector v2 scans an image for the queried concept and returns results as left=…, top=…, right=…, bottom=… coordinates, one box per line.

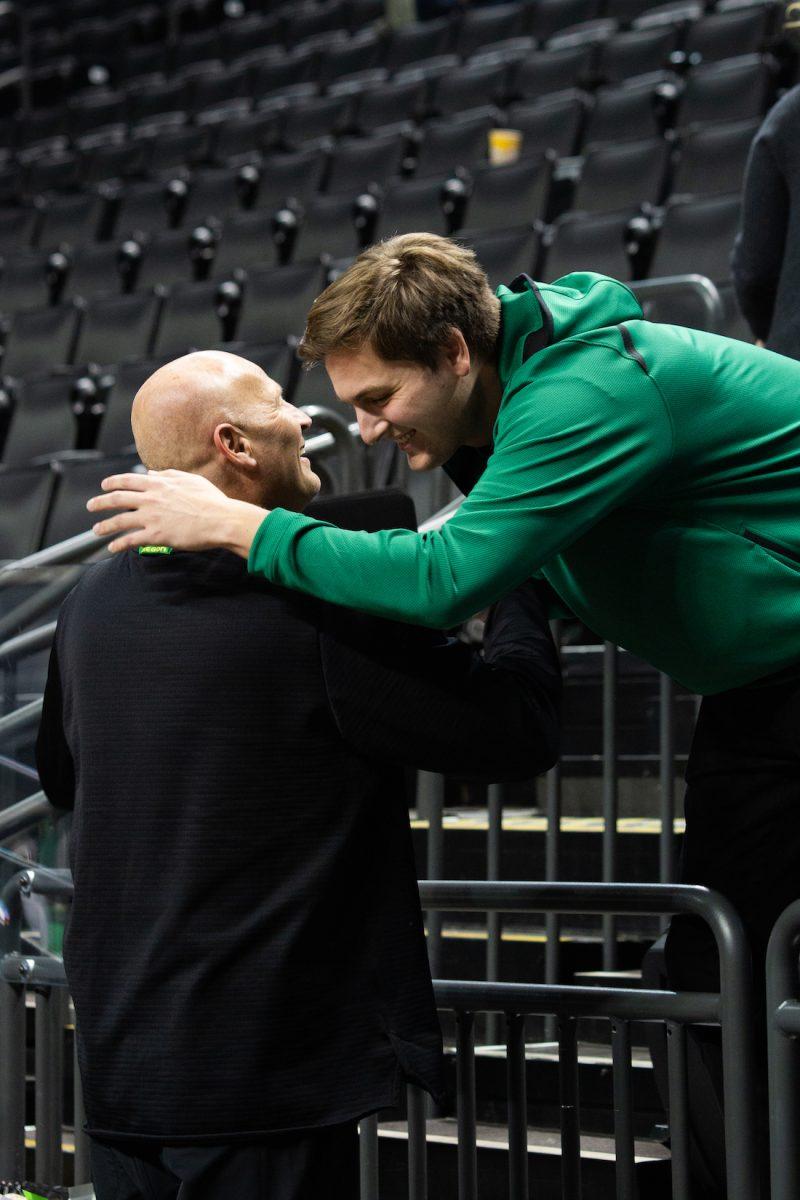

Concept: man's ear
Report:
left=213, top=423, right=257, bottom=468
left=441, top=328, right=472, bottom=378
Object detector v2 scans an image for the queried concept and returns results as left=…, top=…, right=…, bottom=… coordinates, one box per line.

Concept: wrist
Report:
left=221, top=499, right=269, bottom=559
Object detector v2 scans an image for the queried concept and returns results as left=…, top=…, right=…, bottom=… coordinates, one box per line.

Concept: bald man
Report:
left=35, top=353, right=560, bottom=1200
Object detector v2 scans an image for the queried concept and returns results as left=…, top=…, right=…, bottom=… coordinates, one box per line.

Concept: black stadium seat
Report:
left=541, top=209, right=637, bottom=282
left=530, top=0, right=604, bottom=41
left=150, top=281, right=230, bottom=358
left=0, top=207, right=41, bottom=252
left=454, top=3, right=530, bottom=59
left=463, top=155, right=553, bottom=232
left=280, top=94, right=354, bottom=151
left=671, top=118, right=761, bottom=199
left=235, top=261, right=324, bottom=345
left=0, top=252, right=53, bottom=314
left=352, top=76, right=428, bottom=135
left=43, top=451, right=142, bottom=547
left=374, top=175, right=458, bottom=240
left=383, top=18, right=452, bottom=74
left=683, top=1, right=775, bottom=64
left=63, top=240, right=135, bottom=300
left=458, top=225, right=541, bottom=289
left=505, top=90, right=591, bottom=158
left=508, top=43, right=597, bottom=101
left=1, top=372, right=80, bottom=465
left=648, top=191, right=742, bottom=282
left=180, top=166, right=254, bottom=228
left=594, top=25, right=680, bottom=84
left=411, top=108, right=498, bottom=179
left=289, top=193, right=368, bottom=264
left=72, top=289, right=162, bottom=367
left=35, top=191, right=112, bottom=249
left=211, top=212, right=278, bottom=277
left=115, top=179, right=185, bottom=240
left=676, top=53, right=777, bottom=128
left=324, top=134, right=406, bottom=197
left=2, top=301, right=82, bottom=377
left=584, top=72, right=673, bottom=145
left=430, top=59, right=510, bottom=117
left=251, top=150, right=328, bottom=216
left=0, top=463, right=56, bottom=559
left=573, top=137, right=672, bottom=213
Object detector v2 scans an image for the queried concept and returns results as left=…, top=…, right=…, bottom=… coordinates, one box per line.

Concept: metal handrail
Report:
left=630, top=274, right=725, bottom=334
left=417, top=879, right=759, bottom=1200
left=0, top=697, right=42, bottom=744
left=301, top=405, right=366, bottom=494
left=0, top=620, right=57, bottom=669
left=0, top=791, right=50, bottom=841
left=766, top=897, right=800, bottom=1200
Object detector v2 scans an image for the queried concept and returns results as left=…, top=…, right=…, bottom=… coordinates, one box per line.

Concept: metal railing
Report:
left=0, top=860, right=83, bottom=1187
left=766, top=897, right=800, bottom=1200
left=362, top=881, right=759, bottom=1200
left=0, top=880, right=759, bottom=1198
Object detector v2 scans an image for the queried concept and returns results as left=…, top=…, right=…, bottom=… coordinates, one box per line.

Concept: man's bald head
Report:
left=131, top=350, right=273, bottom=472
left=130, top=350, right=320, bottom=511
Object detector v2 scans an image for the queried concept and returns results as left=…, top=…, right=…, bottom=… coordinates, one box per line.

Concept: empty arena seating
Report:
left=0, top=0, right=790, bottom=548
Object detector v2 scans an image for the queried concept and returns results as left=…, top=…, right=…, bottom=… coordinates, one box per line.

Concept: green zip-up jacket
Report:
left=249, top=272, right=800, bottom=694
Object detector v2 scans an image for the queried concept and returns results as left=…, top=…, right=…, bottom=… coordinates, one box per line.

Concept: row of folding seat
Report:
left=0, top=337, right=299, bottom=468
left=0, top=453, right=142, bottom=560
left=0, top=187, right=746, bottom=395
left=0, top=111, right=758, bottom=326
left=8, top=22, right=781, bottom=166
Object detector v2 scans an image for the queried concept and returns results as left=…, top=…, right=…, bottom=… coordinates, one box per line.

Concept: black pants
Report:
left=90, top=1121, right=360, bottom=1200
left=664, top=672, right=800, bottom=1197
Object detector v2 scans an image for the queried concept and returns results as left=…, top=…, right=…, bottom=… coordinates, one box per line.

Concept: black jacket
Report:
left=731, top=84, right=800, bottom=357
left=35, top=491, right=560, bottom=1143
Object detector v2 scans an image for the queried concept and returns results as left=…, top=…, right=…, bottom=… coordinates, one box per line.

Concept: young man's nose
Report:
left=356, top=409, right=389, bottom=446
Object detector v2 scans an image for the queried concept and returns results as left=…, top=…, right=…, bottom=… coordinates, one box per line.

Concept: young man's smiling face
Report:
left=325, top=337, right=477, bottom=472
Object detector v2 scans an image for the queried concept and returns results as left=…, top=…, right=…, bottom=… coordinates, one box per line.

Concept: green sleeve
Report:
left=249, top=343, right=674, bottom=627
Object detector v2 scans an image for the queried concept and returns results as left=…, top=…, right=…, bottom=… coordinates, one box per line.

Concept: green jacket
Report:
left=250, top=272, right=800, bottom=694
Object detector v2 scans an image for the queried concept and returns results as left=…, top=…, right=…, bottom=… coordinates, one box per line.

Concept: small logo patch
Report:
left=138, top=545, right=173, bottom=556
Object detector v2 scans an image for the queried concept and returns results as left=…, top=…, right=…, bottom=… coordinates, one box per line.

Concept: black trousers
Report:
left=89, top=1120, right=360, bottom=1200
left=664, top=671, right=800, bottom=1198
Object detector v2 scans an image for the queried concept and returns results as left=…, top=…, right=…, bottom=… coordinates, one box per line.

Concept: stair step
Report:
left=380, top=1117, right=669, bottom=1162
left=374, top=1117, right=673, bottom=1200
left=440, top=1042, right=664, bottom=1137
left=573, top=969, right=644, bottom=987
left=411, top=810, right=683, bottom=905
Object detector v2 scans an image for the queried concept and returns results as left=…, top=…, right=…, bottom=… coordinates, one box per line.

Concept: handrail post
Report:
left=767, top=899, right=800, bottom=1200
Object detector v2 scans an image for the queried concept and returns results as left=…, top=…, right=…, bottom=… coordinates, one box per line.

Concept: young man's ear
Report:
left=213, top=423, right=257, bottom=467
left=442, top=328, right=472, bottom=377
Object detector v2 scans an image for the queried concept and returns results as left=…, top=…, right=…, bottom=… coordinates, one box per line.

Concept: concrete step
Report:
left=374, top=1116, right=672, bottom=1200
left=412, top=810, right=683, bottom=897
left=441, top=1041, right=664, bottom=1137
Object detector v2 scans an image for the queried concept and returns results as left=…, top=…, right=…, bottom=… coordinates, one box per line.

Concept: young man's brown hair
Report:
left=298, top=233, right=501, bottom=371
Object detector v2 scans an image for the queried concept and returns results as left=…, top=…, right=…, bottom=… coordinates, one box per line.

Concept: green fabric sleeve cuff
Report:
left=246, top=508, right=313, bottom=580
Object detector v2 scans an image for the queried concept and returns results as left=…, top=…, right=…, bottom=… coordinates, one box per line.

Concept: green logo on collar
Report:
left=138, top=545, right=173, bottom=555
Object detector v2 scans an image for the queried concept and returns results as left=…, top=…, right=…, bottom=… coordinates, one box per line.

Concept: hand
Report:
left=86, top=470, right=268, bottom=558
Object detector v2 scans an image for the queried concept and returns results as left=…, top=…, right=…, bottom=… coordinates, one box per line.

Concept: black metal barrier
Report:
left=0, top=862, right=85, bottom=1189
left=766, top=897, right=800, bottom=1200
left=359, top=880, right=760, bottom=1200
left=0, top=874, right=759, bottom=1200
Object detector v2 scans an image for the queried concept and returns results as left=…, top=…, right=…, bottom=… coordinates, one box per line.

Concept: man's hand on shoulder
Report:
left=87, top=470, right=268, bottom=558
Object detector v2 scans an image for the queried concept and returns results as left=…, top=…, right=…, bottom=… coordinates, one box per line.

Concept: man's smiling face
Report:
left=325, top=340, right=473, bottom=472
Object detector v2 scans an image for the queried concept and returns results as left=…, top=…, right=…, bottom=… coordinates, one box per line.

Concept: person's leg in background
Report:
left=664, top=675, right=800, bottom=1198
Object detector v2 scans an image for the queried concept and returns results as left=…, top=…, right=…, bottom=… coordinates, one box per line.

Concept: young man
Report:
left=40, top=350, right=560, bottom=1200
left=88, top=234, right=800, bottom=1190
